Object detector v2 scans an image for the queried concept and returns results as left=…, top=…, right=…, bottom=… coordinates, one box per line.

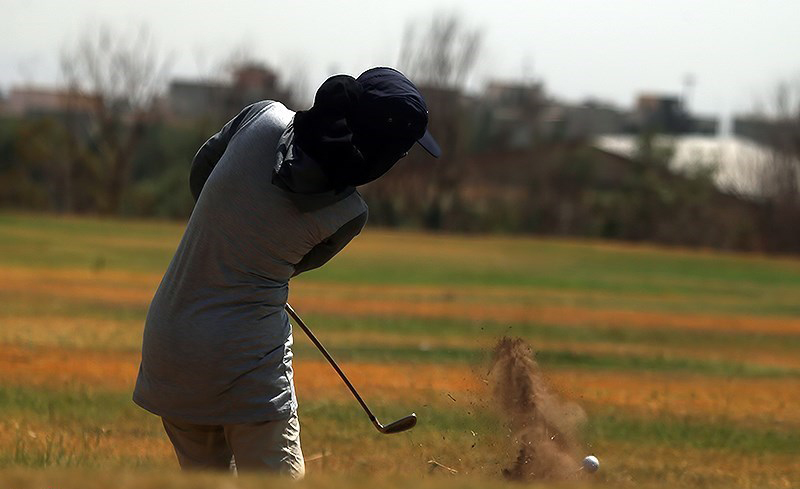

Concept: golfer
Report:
left=133, top=67, right=440, bottom=478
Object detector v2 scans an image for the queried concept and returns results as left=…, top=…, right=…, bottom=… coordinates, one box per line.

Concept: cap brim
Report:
left=417, top=130, right=441, bottom=158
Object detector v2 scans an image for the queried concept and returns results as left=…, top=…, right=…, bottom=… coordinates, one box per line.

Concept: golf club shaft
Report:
left=284, top=303, right=378, bottom=425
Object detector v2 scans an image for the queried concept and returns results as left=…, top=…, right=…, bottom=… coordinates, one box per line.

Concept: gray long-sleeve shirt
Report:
left=133, top=101, right=368, bottom=424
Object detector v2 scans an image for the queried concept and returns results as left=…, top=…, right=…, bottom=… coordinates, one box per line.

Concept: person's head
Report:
left=351, top=67, right=440, bottom=165
left=292, top=67, right=440, bottom=190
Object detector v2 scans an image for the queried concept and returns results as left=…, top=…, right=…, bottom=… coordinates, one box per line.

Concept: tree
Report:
left=60, top=23, right=170, bottom=213
left=398, top=14, right=482, bottom=90
left=386, top=13, right=483, bottom=229
left=756, top=80, right=800, bottom=201
left=755, top=78, right=800, bottom=251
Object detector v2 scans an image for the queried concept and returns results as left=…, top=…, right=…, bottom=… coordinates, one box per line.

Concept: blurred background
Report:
left=1, top=0, right=798, bottom=252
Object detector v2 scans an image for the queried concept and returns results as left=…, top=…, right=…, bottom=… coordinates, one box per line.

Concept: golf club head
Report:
left=378, top=413, right=417, bottom=434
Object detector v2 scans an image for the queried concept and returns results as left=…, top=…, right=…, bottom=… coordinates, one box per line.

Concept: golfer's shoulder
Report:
left=345, top=188, right=369, bottom=216
left=232, top=101, right=292, bottom=136
left=327, top=192, right=368, bottom=242
left=345, top=190, right=369, bottom=230
left=356, top=190, right=368, bottom=215
left=313, top=188, right=368, bottom=231
left=255, top=100, right=294, bottom=128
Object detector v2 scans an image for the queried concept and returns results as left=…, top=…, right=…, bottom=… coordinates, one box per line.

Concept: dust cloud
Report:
left=488, top=337, right=587, bottom=481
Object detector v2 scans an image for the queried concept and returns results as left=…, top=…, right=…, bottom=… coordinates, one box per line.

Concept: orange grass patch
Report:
left=0, top=266, right=158, bottom=305
left=4, top=261, right=798, bottom=336
left=550, top=370, right=800, bottom=425
left=294, top=359, right=483, bottom=399
left=5, top=314, right=799, bottom=371
left=292, top=296, right=800, bottom=335
left=300, top=360, right=800, bottom=426
left=0, top=345, right=141, bottom=391
left=0, top=266, right=161, bottom=286
left=0, top=316, right=142, bottom=350
left=2, top=344, right=799, bottom=426
left=0, top=344, right=482, bottom=396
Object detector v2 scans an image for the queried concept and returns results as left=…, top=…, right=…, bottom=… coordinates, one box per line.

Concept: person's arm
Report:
left=292, top=210, right=368, bottom=277
left=190, top=101, right=272, bottom=201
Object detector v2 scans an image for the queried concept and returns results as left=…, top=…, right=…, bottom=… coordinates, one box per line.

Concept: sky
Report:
left=2, top=0, right=798, bottom=118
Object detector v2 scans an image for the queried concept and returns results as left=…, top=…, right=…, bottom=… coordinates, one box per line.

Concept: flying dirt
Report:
left=488, top=337, right=589, bottom=481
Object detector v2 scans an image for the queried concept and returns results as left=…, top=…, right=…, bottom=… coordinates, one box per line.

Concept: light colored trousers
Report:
left=161, top=411, right=305, bottom=479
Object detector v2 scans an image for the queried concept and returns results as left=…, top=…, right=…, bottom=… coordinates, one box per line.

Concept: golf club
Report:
left=285, top=303, right=417, bottom=434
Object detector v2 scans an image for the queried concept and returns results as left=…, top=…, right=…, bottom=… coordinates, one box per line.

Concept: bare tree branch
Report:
left=378, top=12, right=484, bottom=229
left=399, top=13, right=482, bottom=90
left=60, top=23, right=170, bottom=213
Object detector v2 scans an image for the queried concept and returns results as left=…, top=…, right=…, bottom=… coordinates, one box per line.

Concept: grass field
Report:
left=1, top=212, right=799, bottom=488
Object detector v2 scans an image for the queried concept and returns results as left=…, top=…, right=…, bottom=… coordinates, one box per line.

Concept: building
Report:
left=632, top=94, right=689, bottom=133
left=541, top=100, right=629, bottom=141
left=630, top=94, right=718, bottom=135
left=167, top=64, right=292, bottom=122
left=595, top=134, right=778, bottom=198
left=475, top=81, right=547, bottom=149
left=1, top=86, right=98, bottom=117
left=733, top=115, right=798, bottom=152
left=474, top=85, right=719, bottom=152
left=167, top=79, right=229, bottom=120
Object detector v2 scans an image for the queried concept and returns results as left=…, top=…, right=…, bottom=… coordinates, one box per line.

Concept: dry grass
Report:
left=0, top=266, right=157, bottom=305
left=2, top=343, right=799, bottom=427
left=1, top=215, right=799, bottom=488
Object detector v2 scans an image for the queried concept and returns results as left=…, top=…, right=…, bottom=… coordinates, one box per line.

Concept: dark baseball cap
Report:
left=355, top=67, right=441, bottom=158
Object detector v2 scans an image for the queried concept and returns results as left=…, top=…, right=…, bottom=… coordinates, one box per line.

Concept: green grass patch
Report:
left=301, top=314, right=800, bottom=351
left=301, top=398, right=500, bottom=439
left=534, top=351, right=799, bottom=377
left=0, top=214, right=180, bottom=271
left=0, top=213, right=180, bottom=237
left=0, top=297, right=148, bottom=323
left=587, top=410, right=800, bottom=455
left=0, top=385, right=145, bottom=427
left=3, top=383, right=798, bottom=468
left=294, top=342, right=800, bottom=378
left=306, top=233, right=800, bottom=295
left=4, top=213, right=800, bottom=305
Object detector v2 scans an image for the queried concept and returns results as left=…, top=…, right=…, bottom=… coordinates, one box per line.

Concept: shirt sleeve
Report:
left=189, top=101, right=272, bottom=201
left=292, top=209, right=368, bottom=277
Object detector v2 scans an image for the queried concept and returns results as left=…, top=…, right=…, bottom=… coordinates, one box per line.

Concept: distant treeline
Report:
left=0, top=115, right=207, bottom=218
left=0, top=113, right=797, bottom=254
left=361, top=139, right=776, bottom=252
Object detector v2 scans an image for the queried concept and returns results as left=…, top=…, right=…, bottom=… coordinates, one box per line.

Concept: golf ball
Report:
left=582, top=455, right=600, bottom=473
